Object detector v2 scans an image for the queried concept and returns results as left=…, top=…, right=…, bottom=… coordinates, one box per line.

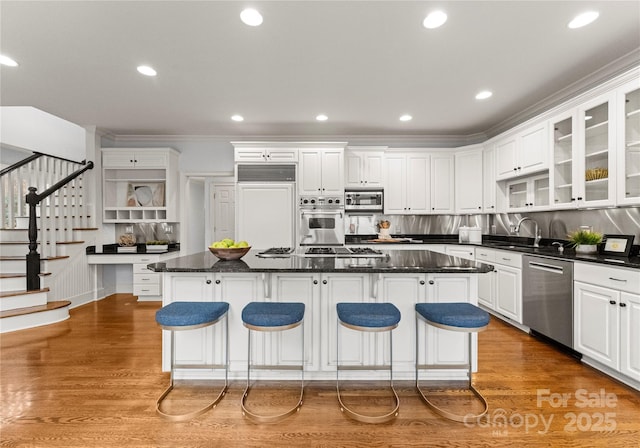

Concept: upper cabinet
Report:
left=455, top=148, right=483, bottom=214
left=299, top=148, right=344, bottom=195
left=234, top=147, right=298, bottom=163
left=344, top=147, right=385, bottom=188
left=618, top=81, right=640, bottom=206
left=102, top=148, right=180, bottom=223
left=495, top=122, right=548, bottom=181
left=482, top=145, right=497, bottom=212
left=384, top=151, right=454, bottom=215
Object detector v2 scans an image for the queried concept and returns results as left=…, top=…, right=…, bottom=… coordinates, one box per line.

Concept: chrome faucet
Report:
left=513, top=217, right=541, bottom=248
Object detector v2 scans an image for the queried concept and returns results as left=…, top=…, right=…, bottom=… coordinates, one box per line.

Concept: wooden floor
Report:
left=1, top=294, right=638, bottom=447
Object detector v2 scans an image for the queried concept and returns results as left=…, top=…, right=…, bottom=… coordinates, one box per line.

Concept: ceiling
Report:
left=1, top=1, right=639, bottom=141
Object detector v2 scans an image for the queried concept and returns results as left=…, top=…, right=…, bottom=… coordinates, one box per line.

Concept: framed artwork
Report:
left=599, top=234, right=634, bottom=257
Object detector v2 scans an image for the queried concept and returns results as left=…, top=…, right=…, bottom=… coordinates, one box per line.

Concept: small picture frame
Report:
left=599, top=234, right=634, bottom=257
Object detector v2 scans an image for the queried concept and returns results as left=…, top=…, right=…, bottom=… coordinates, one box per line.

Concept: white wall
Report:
left=0, top=106, right=86, bottom=162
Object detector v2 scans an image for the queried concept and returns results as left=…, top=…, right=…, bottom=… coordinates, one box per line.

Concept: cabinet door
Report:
left=322, top=274, right=369, bottom=370
left=507, top=179, right=529, bottom=210
left=162, top=274, right=215, bottom=370
left=495, top=137, right=518, bottom=179
left=574, top=281, right=619, bottom=369
left=320, top=149, right=344, bottom=195
left=577, top=93, right=616, bottom=207
left=384, top=155, right=407, bottom=214
left=344, top=152, right=364, bottom=188
left=363, top=152, right=384, bottom=187
left=619, top=292, right=640, bottom=379
left=270, top=273, right=320, bottom=372
left=478, top=270, right=495, bottom=310
left=134, top=152, right=168, bottom=168
left=407, top=153, right=429, bottom=213
left=482, top=146, right=497, bottom=212
left=103, top=152, right=135, bottom=168
left=618, top=82, right=640, bottom=205
left=235, top=148, right=267, bottom=162
left=430, top=154, right=454, bottom=214
left=455, top=150, right=483, bottom=213
left=550, top=112, right=577, bottom=208
left=519, top=124, right=547, bottom=175
left=379, top=274, right=427, bottom=370
left=424, top=275, right=473, bottom=367
left=495, top=265, right=522, bottom=323
left=299, top=150, right=323, bottom=194
left=266, top=148, right=298, bottom=162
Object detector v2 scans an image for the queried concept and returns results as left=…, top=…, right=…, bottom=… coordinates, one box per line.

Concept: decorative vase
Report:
left=575, top=244, right=597, bottom=254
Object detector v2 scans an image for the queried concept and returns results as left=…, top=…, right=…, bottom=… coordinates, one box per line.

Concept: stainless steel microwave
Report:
left=344, top=189, right=383, bottom=212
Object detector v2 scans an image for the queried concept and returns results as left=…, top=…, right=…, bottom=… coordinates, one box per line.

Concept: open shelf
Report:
left=557, top=133, right=573, bottom=142
left=626, top=140, right=640, bottom=148
left=585, top=149, right=609, bottom=158
left=627, top=108, right=640, bottom=118
left=555, top=158, right=573, bottom=165
left=585, top=120, right=608, bottom=133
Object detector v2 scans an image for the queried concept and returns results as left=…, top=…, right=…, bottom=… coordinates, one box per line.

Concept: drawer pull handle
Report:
left=313, top=280, right=318, bottom=285
left=620, top=303, right=627, bottom=308
left=206, top=280, right=211, bottom=284
left=609, top=300, right=617, bottom=305
left=215, top=280, right=221, bottom=284
left=608, top=277, right=627, bottom=283
left=428, top=280, right=434, bottom=285
left=322, top=280, right=328, bottom=285
left=142, top=278, right=150, bottom=281
left=502, top=257, right=511, bottom=261
left=419, top=280, right=425, bottom=285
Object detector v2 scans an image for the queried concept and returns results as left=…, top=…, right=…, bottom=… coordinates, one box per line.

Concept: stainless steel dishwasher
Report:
left=522, top=255, right=574, bottom=348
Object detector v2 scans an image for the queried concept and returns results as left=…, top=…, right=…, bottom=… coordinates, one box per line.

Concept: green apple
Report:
left=222, top=238, right=234, bottom=247
left=237, top=241, right=249, bottom=248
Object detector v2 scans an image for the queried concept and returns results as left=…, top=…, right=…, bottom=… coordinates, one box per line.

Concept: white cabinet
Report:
left=455, top=148, right=483, bottom=213
left=445, top=245, right=475, bottom=261
left=483, top=145, right=497, bottom=212
left=574, top=262, right=640, bottom=385
left=617, top=81, right=640, bottom=205
left=102, top=147, right=180, bottom=222
left=299, top=148, right=344, bottom=195
left=133, top=256, right=163, bottom=298
left=384, top=152, right=453, bottom=215
left=495, top=123, right=548, bottom=181
left=234, top=147, right=298, bottom=163
left=475, top=249, right=522, bottom=324
left=344, top=147, right=385, bottom=188
left=505, top=173, right=550, bottom=211
left=550, top=110, right=577, bottom=208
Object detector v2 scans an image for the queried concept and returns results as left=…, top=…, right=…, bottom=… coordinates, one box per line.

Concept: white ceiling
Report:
left=1, top=1, right=639, bottom=141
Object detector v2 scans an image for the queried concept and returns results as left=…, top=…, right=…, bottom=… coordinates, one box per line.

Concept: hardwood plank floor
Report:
left=1, top=294, right=638, bottom=447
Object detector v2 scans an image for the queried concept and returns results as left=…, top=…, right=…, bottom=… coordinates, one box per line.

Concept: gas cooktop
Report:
left=256, top=247, right=295, bottom=258
left=303, top=247, right=386, bottom=258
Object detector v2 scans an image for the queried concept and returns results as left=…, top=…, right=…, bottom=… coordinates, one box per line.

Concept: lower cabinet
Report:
left=161, top=271, right=478, bottom=380
left=573, top=262, right=640, bottom=387
left=475, top=249, right=523, bottom=324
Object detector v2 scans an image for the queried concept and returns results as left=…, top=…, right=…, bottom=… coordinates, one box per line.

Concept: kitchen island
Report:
left=149, top=249, right=493, bottom=381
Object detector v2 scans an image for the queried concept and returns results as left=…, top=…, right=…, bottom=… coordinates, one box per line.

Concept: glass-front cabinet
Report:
left=577, top=93, right=616, bottom=207
left=550, top=112, right=575, bottom=207
left=618, top=82, right=640, bottom=205
left=506, top=174, right=549, bottom=211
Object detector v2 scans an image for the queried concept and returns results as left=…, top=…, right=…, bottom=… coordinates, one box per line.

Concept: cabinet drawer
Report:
left=574, top=262, right=640, bottom=294
left=134, top=273, right=160, bottom=285
left=133, top=284, right=161, bottom=296
left=493, top=250, right=522, bottom=268
left=475, top=248, right=496, bottom=263
left=133, top=261, right=157, bottom=273
left=445, top=245, right=475, bottom=260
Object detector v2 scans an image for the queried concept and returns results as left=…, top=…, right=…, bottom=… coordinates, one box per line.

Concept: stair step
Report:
left=0, top=300, right=71, bottom=333
left=0, top=255, right=69, bottom=261
left=0, top=287, right=50, bottom=312
left=0, top=241, right=84, bottom=245
left=0, top=273, right=51, bottom=292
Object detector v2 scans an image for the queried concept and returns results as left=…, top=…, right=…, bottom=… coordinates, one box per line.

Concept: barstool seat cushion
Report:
left=242, top=302, right=305, bottom=328
left=415, top=302, right=489, bottom=329
left=156, top=301, right=229, bottom=328
left=337, top=302, right=401, bottom=328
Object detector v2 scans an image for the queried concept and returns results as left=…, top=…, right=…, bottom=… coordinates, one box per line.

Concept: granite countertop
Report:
left=147, top=249, right=494, bottom=274
left=345, top=234, right=640, bottom=270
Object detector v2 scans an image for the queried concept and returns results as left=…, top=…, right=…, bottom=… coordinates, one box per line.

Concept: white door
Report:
left=212, top=183, right=235, bottom=242
left=384, top=155, right=406, bottom=214
left=495, top=265, right=522, bottom=323
left=455, top=150, right=483, bottom=213
left=430, top=153, right=454, bottom=214
left=407, top=153, right=430, bottom=213
left=620, top=292, right=640, bottom=379
left=320, top=149, right=344, bottom=195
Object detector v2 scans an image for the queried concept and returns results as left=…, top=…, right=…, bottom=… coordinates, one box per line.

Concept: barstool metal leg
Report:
left=336, top=318, right=400, bottom=424
left=415, top=319, right=488, bottom=423
left=156, top=314, right=229, bottom=422
left=241, top=322, right=305, bottom=423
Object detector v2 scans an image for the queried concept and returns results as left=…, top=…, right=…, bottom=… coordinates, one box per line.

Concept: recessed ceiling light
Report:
left=475, top=90, right=493, bottom=100
left=316, top=114, right=328, bottom=121
left=399, top=114, right=413, bottom=122
left=137, top=65, right=157, bottom=76
left=231, top=115, right=244, bottom=122
left=0, top=54, right=18, bottom=67
left=423, top=11, right=447, bottom=29
left=568, top=11, right=599, bottom=29
left=241, top=8, right=263, bottom=26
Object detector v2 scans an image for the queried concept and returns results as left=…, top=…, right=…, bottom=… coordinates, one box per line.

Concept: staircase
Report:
left=0, top=153, right=96, bottom=333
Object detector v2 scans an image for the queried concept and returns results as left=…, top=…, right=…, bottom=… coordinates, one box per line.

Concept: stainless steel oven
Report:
left=299, top=196, right=345, bottom=246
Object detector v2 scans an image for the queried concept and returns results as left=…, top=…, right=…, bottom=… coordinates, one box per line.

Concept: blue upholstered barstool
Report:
left=155, top=301, right=229, bottom=421
left=415, top=302, right=490, bottom=422
left=241, top=301, right=305, bottom=423
left=336, top=302, right=401, bottom=424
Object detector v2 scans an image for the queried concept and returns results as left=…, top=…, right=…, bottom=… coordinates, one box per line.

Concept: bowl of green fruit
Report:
left=208, top=239, right=251, bottom=260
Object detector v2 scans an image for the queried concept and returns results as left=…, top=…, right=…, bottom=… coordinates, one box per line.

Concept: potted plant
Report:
left=568, top=229, right=603, bottom=254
